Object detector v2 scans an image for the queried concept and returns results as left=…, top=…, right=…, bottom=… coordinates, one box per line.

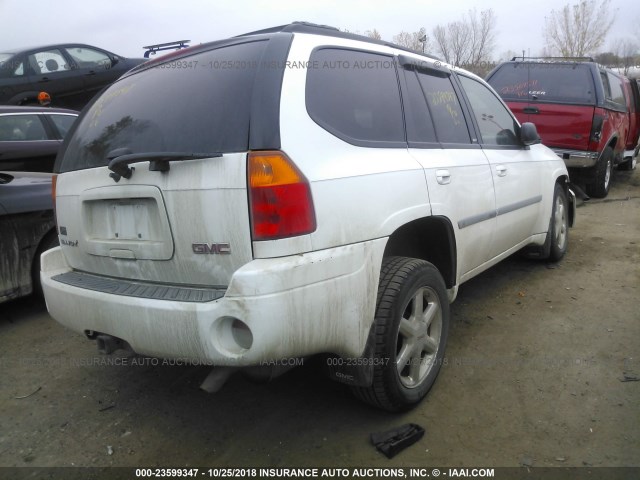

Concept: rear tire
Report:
left=586, top=147, right=613, bottom=198
left=352, top=257, right=449, bottom=412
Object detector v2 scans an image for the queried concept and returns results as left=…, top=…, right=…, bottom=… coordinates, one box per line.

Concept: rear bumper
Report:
left=553, top=149, right=599, bottom=168
left=41, top=239, right=386, bottom=366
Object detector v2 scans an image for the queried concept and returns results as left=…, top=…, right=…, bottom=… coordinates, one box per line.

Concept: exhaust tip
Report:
left=95, top=334, right=132, bottom=355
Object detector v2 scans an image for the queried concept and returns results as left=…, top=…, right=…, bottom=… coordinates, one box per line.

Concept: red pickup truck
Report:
left=487, top=59, right=640, bottom=197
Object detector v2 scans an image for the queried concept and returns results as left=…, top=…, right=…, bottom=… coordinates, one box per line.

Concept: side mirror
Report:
left=520, top=122, right=541, bottom=146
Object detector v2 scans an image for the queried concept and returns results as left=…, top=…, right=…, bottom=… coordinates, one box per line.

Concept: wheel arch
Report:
left=31, top=227, right=59, bottom=296
left=382, top=216, right=457, bottom=289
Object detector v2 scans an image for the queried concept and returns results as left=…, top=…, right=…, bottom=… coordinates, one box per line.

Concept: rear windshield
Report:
left=58, top=40, right=267, bottom=172
left=488, top=62, right=595, bottom=105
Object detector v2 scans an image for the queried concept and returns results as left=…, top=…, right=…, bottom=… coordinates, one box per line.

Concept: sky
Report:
left=1, top=0, right=638, bottom=60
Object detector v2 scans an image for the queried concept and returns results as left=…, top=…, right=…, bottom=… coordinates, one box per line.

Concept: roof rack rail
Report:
left=510, top=55, right=595, bottom=62
left=239, top=21, right=442, bottom=62
left=143, top=40, right=191, bottom=58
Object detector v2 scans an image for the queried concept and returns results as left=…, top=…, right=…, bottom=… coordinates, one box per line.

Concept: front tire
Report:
left=547, top=183, right=569, bottom=261
left=618, top=156, right=637, bottom=171
left=352, top=257, right=450, bottom=412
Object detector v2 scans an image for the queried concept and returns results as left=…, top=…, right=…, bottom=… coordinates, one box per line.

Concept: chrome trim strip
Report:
left=496, top=195, right=542, bottom=216
left=458, top=195, right=542, bottom=229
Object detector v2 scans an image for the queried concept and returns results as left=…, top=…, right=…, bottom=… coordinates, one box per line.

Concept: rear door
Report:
left=400, top=60, right=496, bottom=278
left=55, top=39, right=277, bottom=288
left=0, top=54, right=32, bottom=104
left=26, top=48, right=84, bottom=107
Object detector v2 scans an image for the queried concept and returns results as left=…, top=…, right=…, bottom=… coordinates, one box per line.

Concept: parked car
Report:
left=0, top=44, right=145, bottom=110
left=487, top=58, right=640, bottom=198
left=42, top=22, right=575, bottom=411
left=0, top=105, right=78, bottom=172
left=0, top=171, right=57, bottom=303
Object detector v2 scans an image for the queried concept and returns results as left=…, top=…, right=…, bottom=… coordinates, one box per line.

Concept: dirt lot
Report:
left=1, top=168, right=639, bottom=476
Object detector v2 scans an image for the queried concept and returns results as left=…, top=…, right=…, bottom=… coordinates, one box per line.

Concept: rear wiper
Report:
left=106, top=149, right=222, bottom=182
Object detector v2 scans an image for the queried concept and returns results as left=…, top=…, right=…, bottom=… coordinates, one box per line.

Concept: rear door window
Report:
left=402, top=67, right=471, bottom=145
left=28, top=49, right=70, bottom=74
left=306, top=48, right=405, bottom=146
left=59, top=40, right=268, bottom=172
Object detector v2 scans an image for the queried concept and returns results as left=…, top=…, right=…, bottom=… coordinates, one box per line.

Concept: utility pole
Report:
left=419, top=34, right=427, bottom=54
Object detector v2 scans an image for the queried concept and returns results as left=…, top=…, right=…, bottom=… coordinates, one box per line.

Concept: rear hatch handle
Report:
left=106, top=149, right=221, bottom=182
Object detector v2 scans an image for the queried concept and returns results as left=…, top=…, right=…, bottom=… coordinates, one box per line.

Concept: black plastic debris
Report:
left=370, top=423, right=425, bottom=459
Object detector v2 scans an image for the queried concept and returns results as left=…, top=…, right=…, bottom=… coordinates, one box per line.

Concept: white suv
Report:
left=42, top=23, right=575, bottom=411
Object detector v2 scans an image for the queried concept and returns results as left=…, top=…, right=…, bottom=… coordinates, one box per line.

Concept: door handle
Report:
left=436, top=169, right=451, bottom=185
left=496, top=165, right=507, bottom=177
left=523, top=106, right=539, bottom=114
left=85, top=71, right=96, bottom=76
left=38, top=77, right=50, bottom=83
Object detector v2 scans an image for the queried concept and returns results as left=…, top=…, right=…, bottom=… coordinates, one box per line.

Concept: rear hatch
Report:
left=487, top=62, right=596, bottom=150
left=54, top=37, right=286, bottom=288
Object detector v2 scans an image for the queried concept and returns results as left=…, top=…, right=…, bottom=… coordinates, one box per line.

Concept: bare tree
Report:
left=499, top=50, right=520, bottom=61
left=543, top=0, right=616, bottom=57
left=393, top=28, right=430, bottom=53
left=365, top=29, right=382, bottom=40
left=432, top=26, right=450, bottom=62
left=467, top=9, right=496, bottom=67
left=611, top=37, right=639, bottom=75
left=432, top=9, right=496, bottom=75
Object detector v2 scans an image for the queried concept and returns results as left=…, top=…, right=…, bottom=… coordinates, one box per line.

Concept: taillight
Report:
left=590, top=110, right=604, bottom=144
left=248, top=151, right=316, bottom=241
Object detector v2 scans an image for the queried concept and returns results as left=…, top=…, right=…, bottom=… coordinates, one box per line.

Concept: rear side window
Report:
left=488, top=63, right=595, bottom=105
left=306, top=48, right=405, bottom=146
left=606, top=72, right=626, bottom=107
left=59, top=40, right=267, bottom=172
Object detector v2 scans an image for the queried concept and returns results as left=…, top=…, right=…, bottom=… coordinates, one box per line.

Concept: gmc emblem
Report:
left=192, top=243, right=231, bottom=255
